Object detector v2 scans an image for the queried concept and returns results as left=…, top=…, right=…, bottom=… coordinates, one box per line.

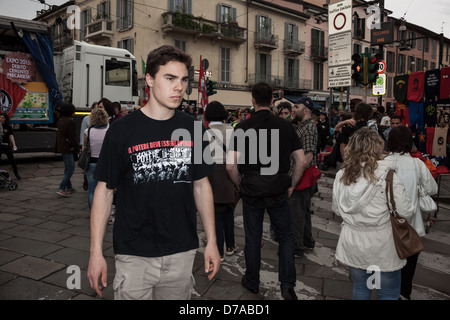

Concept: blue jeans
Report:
left=242, top=195, right=296, bottom=290
left=59, top=153, right=74, bottom=191
left=350, top=267, right=401, bottom=300
left=215, top=205, right=235, bottom=257
left=85, top=162, right=98, bottom=209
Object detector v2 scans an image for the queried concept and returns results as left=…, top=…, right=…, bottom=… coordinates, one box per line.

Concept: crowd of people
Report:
left=41, top=44, right=442, bottom=301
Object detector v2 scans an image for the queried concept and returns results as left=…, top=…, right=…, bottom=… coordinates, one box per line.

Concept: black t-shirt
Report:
left=232, top=109, right=302, bottom=174
left=95, top=109, right=214, bottom=257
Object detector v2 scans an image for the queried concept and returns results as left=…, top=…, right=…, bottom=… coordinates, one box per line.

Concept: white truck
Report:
left=54, top=40, right=139, bottom=112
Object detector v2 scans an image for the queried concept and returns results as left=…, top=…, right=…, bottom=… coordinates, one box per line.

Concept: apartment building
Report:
left=35, top=0, right=314, bottom=109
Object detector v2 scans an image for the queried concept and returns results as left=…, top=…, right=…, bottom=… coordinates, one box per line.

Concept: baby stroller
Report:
left=0, top=169, right=18, bottom=191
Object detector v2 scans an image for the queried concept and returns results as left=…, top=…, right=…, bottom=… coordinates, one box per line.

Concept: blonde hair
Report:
left=89, top=107, right=109, bottom=127
left=340, top=127, right=384, bottom=186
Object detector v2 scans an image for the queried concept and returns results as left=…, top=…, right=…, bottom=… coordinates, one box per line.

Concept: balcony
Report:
left=248, top=73, right=312, bottom=90
left=53, top=32, right=73, bottom=50
left=283, top=40, right=305, bottom=56
left=310, top=44, right=328, bottom=61
left=86, top=19, right=114, bottom=41
left=161, top=11, right=246, bottom=44
left=254, top=32, right=278, bottom=50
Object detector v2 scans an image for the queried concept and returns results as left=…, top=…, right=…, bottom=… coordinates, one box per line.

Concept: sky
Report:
left=0, top=0, right=449, bottom=38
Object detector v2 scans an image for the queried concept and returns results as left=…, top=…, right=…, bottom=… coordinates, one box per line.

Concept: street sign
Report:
left=329, top=65, right=352, bottom=87
left=328, top=0, right=352, bottom=36
left=377, top=60, right=386, bottom=74
left=372, top=73, right=386, bottom=95
left=195, top=70, right=212, bottom=76
left=328, top=31, right=352, bottom=67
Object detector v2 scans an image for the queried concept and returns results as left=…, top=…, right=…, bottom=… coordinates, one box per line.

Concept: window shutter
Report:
left=116, top=0, right=122, bottom=30
left=217, top=4, right=222, bottom=22
left=284, top=22, right=289, bottom=44
left=168, top=0, right=174, bottom=12
left=294, top=59, right=299, bottom=87
left=267, top=55, right=272, bottom=82
left=256, top=15, right=261, bottom=33
left=187, top=0, right=192, bottom=14
left=106, top=0, right=111, bottom=19
left=267, top=18, right=272, bottom=35
left=127, top=0, right=133, bottom=29
left=232, top=7, right=237, bottom=21
left=284, top=57, right=289, bottom=81
left=255, top=53, right=261, bottom=77
left=294, top=25, right=298, bottom=41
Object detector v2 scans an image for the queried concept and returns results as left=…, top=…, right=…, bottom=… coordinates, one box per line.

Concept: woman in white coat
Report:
left=385, top=125, right=438, bottom=300
left=332, top=127, right=415, bottom=300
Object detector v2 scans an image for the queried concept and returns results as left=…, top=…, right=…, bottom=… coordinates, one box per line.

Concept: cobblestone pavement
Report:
left=0, top=153, right=449, bottom=300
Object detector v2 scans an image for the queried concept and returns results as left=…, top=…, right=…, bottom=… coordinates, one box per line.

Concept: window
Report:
left=353, top=16, right=365, bottom=39
left=97, top=0, right=110, bottom=19
left=416, top=58, right=422, bottom=71
left=284, top=22, right=298, bottom=49
left=408, top=56, right=415, bottom=72
left=424, top=60, right=429, bottom=70
left=217, top=4, right=236, bottom=23
left=174, top=39, right=186, bottom=52
left=417, top=37, right=422, bottom=50
left=431, top=61, right=436, bottom=70
left=387, top=51, right=395, bottom=73
left=117, top=38, right=133, bottom=54
left=220, top=47, right=231, bottom=83
left=397, top=54, right=405, bottom=74
left=408, top=32, right=415, bottom=48
left=116, top=0, right=133, bottom=31
left=311, top=29, right=325, bottom=56
left=424, top=38, right=429, bottom=52
left=105, top=59, right=131, bottom=87
left=255, top=53, right=271, bottom=83
left=432, top=40, right=437, bottom=58
left=256, top=15, right=271, bottom=36
left=313, top=62, right=323, bottom=90
left=80, top=8, right=91, bottom=40
left=169, top=0, right=192, bottom=13
left=284, top=58, right=299, bottom=88
left=387, top=76, right=392, bottom=98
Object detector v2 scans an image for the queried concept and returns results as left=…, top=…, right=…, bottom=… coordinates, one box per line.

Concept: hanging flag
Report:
left=198, top=55, right=208, bottom=110
left=142, top=57, right=146, bottom=75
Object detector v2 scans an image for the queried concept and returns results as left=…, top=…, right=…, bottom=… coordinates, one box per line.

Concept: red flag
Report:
left=198, top=55, right=208, bottom=110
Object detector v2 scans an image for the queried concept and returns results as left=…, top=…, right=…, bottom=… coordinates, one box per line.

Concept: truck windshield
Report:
left=105, top=59, right=131, bottom=87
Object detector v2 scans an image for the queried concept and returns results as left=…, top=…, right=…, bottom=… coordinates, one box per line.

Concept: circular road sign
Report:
left=333, top=13, right=347, bottom=31
left=377, top=60, right=386, bottom=74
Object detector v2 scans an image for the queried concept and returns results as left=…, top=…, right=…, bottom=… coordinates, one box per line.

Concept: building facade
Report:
left=34, top=0, right=450, bottom=111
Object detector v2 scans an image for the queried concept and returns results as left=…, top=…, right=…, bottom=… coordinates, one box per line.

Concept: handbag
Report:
left=77, top=127, right=92, bottom=171
left=418, top=185, right=437, bottom=213
left=295, top=165, right=321, bottom=191
left=385, top=170, right=424, bottom=259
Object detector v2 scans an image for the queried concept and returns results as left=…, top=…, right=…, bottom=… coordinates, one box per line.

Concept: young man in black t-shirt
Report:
left=87, top=46, right=220, bottom=299
left=226, top=82, right=306, bottom=300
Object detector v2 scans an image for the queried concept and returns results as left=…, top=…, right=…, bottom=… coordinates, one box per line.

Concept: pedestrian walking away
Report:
left=385, top=125, right=438, bottom=300
left=87, top=45, right=220, bottom=300
left=226, top=81, right=307, bottom=300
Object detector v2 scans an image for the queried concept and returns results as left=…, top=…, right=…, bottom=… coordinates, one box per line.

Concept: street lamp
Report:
left=399, top=18, right=407, bottom=31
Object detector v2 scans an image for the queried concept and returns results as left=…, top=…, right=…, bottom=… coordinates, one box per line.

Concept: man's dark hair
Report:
left=277, top=102, right=292, bottom=115
left=354, top=103, right=373, bottom=122
left=59, top=102, right=76, bottom=117
left=146, top=45, right=192, bottom=78
left=387, top=125, right=413, bottom=154
left=390, top=115, right=402, bottom=121
left=251, top=82, right=273, bottom=107
left=205, top=101, right=227, bottom=121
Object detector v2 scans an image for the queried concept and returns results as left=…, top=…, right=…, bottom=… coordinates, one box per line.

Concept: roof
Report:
left=0, top=15, right=49, bottom=36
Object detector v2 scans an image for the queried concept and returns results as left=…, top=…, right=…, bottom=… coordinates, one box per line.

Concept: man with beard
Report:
left=290, top=97, right=318, bottom=258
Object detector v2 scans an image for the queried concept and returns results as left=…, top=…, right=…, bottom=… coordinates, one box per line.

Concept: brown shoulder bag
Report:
left=385, top=169, right=424, bottom=259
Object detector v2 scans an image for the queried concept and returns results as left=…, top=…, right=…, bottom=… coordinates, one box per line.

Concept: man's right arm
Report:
left=87, top=181, right=114, bottom=297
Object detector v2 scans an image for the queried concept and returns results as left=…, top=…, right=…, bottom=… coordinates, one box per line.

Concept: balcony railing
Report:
left=248, top=73, right=312, bottom=90
left=311, top=45, right=328, bottom=60
left=254, top=32, right=278, bottom=50
left=161, top=11, right=246, bottom=43
left=53, top=32, right=73, bottom=50
left=283, top=39, right=305, bottom=55
left=86, top=19, right=114, bottom=41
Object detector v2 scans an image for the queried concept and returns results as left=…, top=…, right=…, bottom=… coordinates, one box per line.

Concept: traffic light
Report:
left=367, top=53, right=382, bottom=85
left=206, top=78, right=217, bottom=96
left=351, top=53, right=364, bottom=85
left=186, top=65, right=194, bottom=95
